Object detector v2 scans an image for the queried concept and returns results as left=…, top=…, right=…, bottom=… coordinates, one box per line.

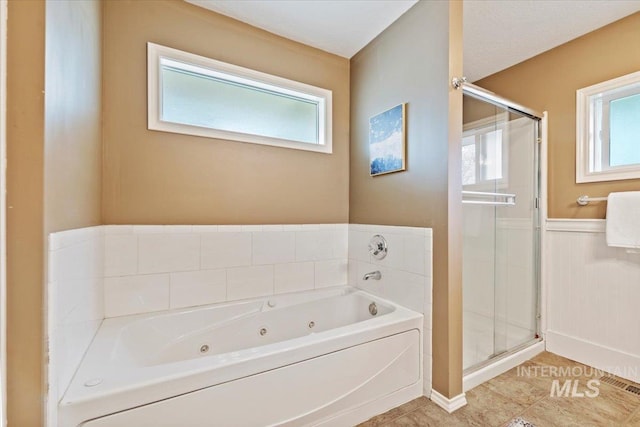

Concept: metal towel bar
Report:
left=576, top=195, right=608, bottom=206
left=462, top=191, right=516, bottom=206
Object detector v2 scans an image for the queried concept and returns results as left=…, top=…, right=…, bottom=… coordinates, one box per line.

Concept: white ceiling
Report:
left=463, top=0, right=640, bottom=82
left=187, top=0, right=640, bottom=82
left=185, top=0, right=418, bottom=58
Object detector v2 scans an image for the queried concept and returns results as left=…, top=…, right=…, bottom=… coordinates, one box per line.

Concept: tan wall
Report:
left=9, top=2, right=347, bottom=423
left=44, top=0, right=103, bottom=232
left=350, top=0, right=463, bottom=398
left=477, top=12, right=640, bottom=219
left=350, top=1, right=451, bottom=228
left=102, top=0, right=350, bottom=225
left=7, top=1, right=46, bottom=426
left=7, top=0, right=103, bottom=425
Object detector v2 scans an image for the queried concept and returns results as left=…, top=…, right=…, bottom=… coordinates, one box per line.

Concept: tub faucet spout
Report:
left=363, top=271, right=381, bottom=281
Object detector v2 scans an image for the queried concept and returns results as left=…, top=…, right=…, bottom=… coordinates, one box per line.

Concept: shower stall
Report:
left=460, top=82, right=543, bottom=381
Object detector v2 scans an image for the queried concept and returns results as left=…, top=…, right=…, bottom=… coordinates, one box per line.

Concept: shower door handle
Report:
left=462, top=191, right=516, bottom=206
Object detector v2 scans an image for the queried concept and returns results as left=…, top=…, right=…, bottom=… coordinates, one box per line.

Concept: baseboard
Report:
left=430, top=389, right=467, bottom=413
left=463, top=340, right=545, bottom=391
left=546, top=331, right=640, bottom=383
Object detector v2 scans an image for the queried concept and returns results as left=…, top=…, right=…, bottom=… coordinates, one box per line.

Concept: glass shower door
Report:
left=462, top=93, right=539, bottom=371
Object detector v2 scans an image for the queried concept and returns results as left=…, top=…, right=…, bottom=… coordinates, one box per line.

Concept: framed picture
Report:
left=369, top=103, right=406, bottom=176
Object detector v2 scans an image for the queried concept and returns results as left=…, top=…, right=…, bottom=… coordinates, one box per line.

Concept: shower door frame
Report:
left=460, top=82, right=544, bottom=375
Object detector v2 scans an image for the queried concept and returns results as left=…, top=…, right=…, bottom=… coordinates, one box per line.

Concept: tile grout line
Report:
left=622, top=404, right=640, bottom=424
left=480, top=373, right=551, bottom=424
left=375, top=402, right=424, bottom=426
left=468, top=383, right=531, bottom=427
left=507, top=392, right=551, bottom=426
left=500, top=357, right=569, bottom=424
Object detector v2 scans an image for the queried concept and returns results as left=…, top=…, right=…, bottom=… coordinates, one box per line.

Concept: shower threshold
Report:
left=463, top=338, right=544, bottom=391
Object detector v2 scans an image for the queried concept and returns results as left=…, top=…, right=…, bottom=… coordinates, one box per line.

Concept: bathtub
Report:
left=59, top=286, right=423, bottom=427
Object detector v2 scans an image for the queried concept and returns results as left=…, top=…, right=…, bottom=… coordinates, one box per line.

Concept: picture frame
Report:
left=369, top=103, right=406, bottom=176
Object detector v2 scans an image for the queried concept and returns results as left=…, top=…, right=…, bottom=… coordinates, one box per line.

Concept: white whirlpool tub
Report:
left=60, top=286, right=423, bottom=427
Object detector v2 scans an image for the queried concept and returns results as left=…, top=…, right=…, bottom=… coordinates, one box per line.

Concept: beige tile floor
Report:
left=359, top=352, right=640, bottom=426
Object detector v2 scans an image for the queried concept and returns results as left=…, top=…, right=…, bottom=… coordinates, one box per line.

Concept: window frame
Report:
left=462, top=113, right=510, bottom=190
left=147, top=42, right=333, bottom=154
left=576, top=70, right=640, bottom=183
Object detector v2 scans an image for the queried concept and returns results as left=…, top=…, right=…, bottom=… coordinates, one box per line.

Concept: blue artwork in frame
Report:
left=369, top=103, right=406, bottom=176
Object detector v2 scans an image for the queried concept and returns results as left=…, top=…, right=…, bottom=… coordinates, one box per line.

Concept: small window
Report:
left=576, top=71, right=640, bottom=182
left=462, top=116, right=506, bottom=188
left=147, top=43, right=332, bottom=153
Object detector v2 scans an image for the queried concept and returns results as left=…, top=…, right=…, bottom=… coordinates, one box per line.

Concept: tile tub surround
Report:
left=348, top=224, right=432, bottom=313
left=47, top=226, right=105, bottom=425
left=48, top=222, right=434, bottom=423
left=103, top=224, right=348, bottom=317
left=348, top=223, right=433, bottom=396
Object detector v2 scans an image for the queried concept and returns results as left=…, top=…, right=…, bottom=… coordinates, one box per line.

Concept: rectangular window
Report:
left=481, top=129, right=503, bottom=181
left=462, top=136, right=477, bottom=186
left=609, top=93, right=640, bottom=167
left=148, top=43, right=332, bottom=153
left=576, top=71, right=640, bottom=182
left=462, top=118, right=506, bottom=188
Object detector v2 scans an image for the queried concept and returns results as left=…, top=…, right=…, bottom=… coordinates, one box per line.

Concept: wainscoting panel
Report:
left=545, top=219, right=640, bottom=382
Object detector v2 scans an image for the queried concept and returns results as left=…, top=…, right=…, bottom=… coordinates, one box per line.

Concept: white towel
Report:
left=606, top=191, right=640, bottom=250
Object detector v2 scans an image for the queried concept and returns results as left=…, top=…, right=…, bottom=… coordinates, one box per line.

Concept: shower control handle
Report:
left=368, top=235, right=388, bottom=260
